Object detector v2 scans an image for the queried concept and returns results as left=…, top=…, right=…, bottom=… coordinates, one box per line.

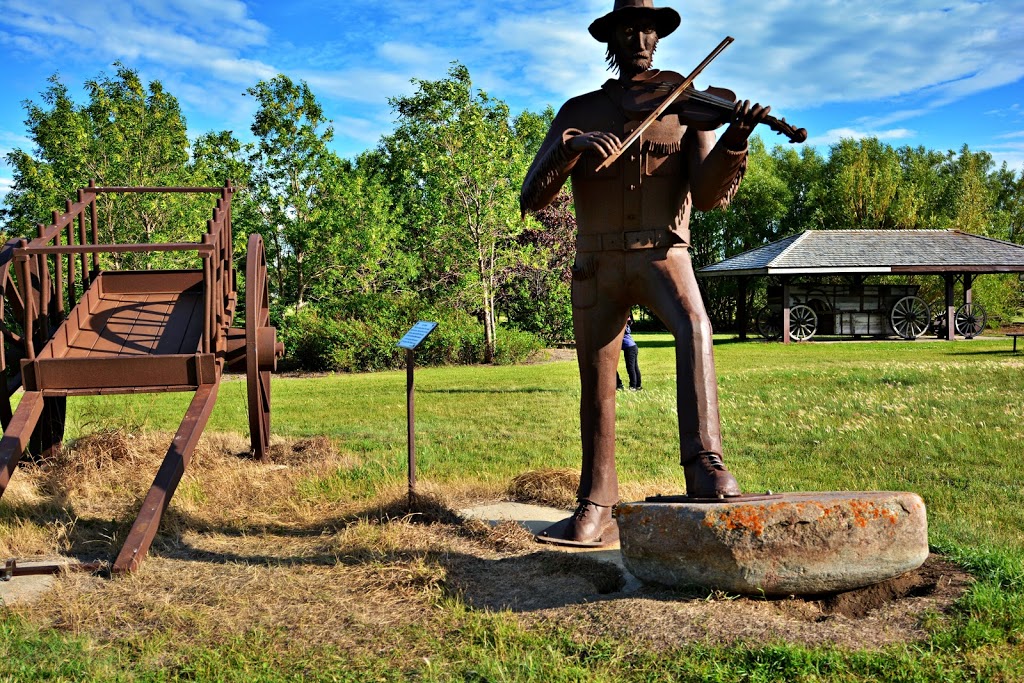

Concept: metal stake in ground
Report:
left=397, top=321, right=438, bottom=506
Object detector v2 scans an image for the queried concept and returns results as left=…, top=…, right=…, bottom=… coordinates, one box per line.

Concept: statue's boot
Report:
left=535, top=499, right=619, bottom=548
left=683, top=451, right=742, bottom=498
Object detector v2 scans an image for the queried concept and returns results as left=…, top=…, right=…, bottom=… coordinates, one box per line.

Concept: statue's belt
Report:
left=576, top=228, right=681, bottom=252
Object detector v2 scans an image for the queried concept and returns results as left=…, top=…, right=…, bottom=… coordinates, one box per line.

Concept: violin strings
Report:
left=648, top=83, right=733, bottom=111
left=645, top=83, right=795, bottom=133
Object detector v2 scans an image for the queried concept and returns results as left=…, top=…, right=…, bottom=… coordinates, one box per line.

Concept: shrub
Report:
left=277, top=304, right=544, bottom=372
left=493, top=326, right=544, bottom=365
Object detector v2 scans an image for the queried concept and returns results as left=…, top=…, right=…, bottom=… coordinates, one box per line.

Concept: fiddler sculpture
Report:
left=521, top=2, right=927, bottom=598
left=521, top=0, right=805, bottom=547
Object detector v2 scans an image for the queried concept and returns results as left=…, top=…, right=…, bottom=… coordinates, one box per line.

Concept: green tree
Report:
left=245, top=75, right=345, bottom=309
left=938, top=144, right=997, bottom=236
left=772, top=144, right=826, bottom=235
left=322, top=150, right=407, bottom=309
left=381, top=63, right=534, bottom=361
left=818, top=138, right=919, bottom=230
left=3, top=64, right=195, bottom=266
left=990, top=163, right=1024, bottom=244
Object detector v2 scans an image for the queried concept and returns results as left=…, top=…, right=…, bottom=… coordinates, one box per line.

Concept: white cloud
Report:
left=0, top=0, right=273, bottom=87
left=807, top=127, right=917, bottom=147
left=1, top=0, right=1022, bottom=163
left=0, top=131, right=32, bottom=153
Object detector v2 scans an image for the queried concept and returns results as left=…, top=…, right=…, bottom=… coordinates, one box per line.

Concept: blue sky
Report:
left=1, top=0, right=1023, bottom=201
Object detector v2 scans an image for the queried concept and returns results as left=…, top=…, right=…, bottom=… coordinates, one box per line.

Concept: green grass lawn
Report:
left=4, top=333, right=1024, bottom=681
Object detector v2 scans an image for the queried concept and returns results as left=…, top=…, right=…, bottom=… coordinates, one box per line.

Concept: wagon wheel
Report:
left=245, top=234, right=278, bottom=461
left=755, top=306, right=782, bottom=340
left=954, top=303, right=987, bottom=339
left=0, top=238, right=65, bottom=456
left=890, top=296, right=931, bottom=340
left=789, top=304, right=818, bottom=341
left=0, top=238, right=25, bottom=429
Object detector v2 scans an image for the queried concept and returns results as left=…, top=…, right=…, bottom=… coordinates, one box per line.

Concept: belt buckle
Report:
left=624, top=230, right=652, bottom=250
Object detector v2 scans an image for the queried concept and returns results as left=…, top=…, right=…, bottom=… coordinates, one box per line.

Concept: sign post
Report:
left=397, top=321, right=438, bottom=505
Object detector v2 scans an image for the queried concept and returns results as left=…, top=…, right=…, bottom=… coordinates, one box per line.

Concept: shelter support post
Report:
left=963, top=273, right=973, bottom=307
left=782, top=277, right=791, bottom=344
left=944, top=275, right=955, bottom=341
left=737, top=277, right=748, bottom=340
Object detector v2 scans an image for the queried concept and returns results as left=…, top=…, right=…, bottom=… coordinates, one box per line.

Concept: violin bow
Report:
left=595, top=35, right=735, bottom=172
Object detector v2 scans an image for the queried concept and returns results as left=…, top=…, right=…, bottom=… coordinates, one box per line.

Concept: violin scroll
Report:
left=764, top=116, right=807, bottom=144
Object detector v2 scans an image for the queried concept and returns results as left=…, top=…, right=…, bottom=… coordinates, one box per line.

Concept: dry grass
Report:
left=0, top=429, right=974, bottom=658
left=3, top=431, right=550, bottom=653
left=507, top=468, right=579, bottom=508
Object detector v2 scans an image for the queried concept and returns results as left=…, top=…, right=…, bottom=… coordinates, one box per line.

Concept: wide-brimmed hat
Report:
left=588, top=0, right=681, bottom=42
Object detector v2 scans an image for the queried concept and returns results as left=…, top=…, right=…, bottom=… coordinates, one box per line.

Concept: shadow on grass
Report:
left=1, top=492, right=634, bottom=611
left=420, top=387, right=564, bottom=395
left=1, top=494, right=975, bottom=627
left=636, top=336, right=754, bottom=349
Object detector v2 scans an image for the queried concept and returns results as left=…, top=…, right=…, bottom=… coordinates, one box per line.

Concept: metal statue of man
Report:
left=520, top=0, right=770, bottom=546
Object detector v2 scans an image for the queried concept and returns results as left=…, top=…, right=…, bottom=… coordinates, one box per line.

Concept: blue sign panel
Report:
left=397, top=321, right=438, bottom=350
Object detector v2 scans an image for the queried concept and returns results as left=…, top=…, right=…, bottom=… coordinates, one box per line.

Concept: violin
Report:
left=594, top=37, right=807, bottom=172
left=622, top=70, right=808, bottom=144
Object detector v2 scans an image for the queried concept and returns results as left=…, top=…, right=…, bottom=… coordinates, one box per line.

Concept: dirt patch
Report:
left=509, top=555, right=972, bottom=650
left=1, top=434, right=974, bottom=653
left=820, top=557, right=963, bottom=618
left=523, top=347, right=576, bottom=364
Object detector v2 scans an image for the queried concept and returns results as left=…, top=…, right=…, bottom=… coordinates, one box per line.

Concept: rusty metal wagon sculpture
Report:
left=755, top=283, right=987, bottom=342
left=0, top=182, right=281, bottom=575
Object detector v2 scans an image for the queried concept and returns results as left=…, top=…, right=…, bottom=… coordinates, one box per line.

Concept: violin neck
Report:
left=763, top=114, right=808, bottom=144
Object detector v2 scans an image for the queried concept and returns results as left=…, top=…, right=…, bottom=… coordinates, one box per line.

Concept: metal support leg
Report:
left=0, top=392, right=44, bottom=497
left=113, top=383, right=219, bottom=574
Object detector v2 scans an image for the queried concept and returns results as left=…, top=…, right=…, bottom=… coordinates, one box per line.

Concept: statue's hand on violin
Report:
left=568, top=131, right=622, bottom=160
left=720, top=100, right=771, bottom=150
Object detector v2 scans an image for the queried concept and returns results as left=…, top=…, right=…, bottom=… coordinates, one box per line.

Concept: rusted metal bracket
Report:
left=2, top=558, right=105, bottom=581
left=642, top=492, right=782, bottom=505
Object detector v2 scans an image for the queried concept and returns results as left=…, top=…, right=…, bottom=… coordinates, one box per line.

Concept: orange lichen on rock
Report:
left=704, top=505, right=768, bottom=536
left=846, top=500, right=901, bottom=528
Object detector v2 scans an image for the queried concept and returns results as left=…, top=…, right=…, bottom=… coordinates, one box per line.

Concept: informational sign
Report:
left=397, top=321, right=438, bottom=506
left=397, top=321, right=438, bottom=350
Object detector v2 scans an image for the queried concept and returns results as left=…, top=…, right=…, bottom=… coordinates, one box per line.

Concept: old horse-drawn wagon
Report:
left=755, top=283, right=987, bottom=341
left=0, top=182, right=282, bottom=575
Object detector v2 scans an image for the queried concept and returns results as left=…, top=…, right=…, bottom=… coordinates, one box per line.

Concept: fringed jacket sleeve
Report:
left=687, top=129, right=748, bottom=212
left=520, top=105, right=584, bottom=216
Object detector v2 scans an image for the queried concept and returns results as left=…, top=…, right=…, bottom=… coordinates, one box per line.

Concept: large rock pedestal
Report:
left=616, top=491, right=928, bottom=596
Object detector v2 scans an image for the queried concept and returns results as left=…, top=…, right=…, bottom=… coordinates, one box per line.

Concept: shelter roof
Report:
left=697, top=230, right=1024, bottom=277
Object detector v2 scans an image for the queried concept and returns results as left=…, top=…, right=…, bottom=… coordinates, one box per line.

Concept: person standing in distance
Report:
left=616, top=315, right=641, bottom=391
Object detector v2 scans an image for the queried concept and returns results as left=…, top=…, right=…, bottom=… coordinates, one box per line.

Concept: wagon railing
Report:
left=11, top=181, right=237, bottom=370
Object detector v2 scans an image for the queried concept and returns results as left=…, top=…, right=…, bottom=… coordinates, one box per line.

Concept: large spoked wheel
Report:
left=0, top=239, right=25, bottom=429
left=245, top=234, right=277, bottom=461
left=756, top=306, right=782, bottom=340
left=954, top=303, right=987, bottom=339
left=890, top=296, right=932, bottom=339
left=789, top=304, right=818, bottom=341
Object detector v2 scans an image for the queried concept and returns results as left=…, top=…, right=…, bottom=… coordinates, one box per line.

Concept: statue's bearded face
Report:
left=607, top=18, right=659, bottom=77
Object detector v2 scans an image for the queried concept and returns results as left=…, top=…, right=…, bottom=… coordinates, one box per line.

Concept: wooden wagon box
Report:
left=763, top=283, right=928, bottom=338
left=0, top=183, right=280, bottom=576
